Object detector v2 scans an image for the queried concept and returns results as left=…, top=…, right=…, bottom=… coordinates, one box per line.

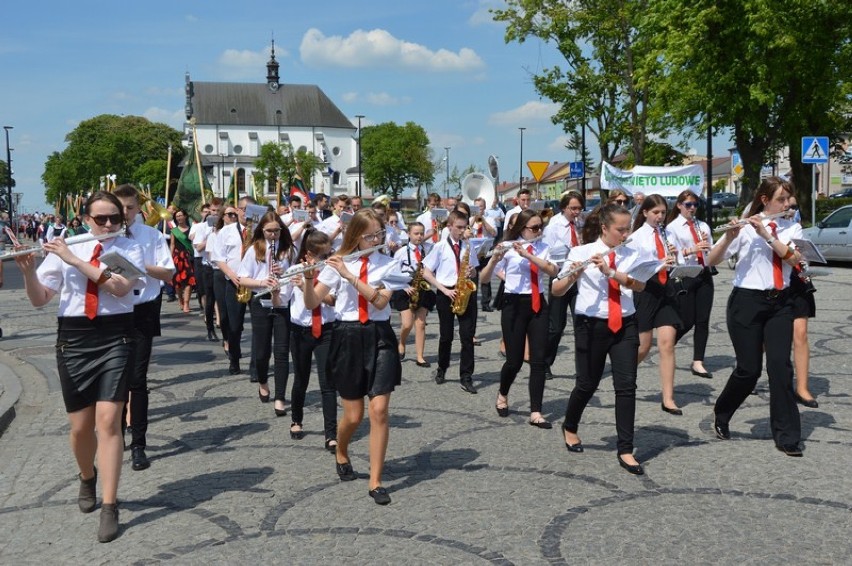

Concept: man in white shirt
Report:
left=114, top=185, right=176, bottom=472
left=471, top=197, right=497, bottom=311
left=318, top=195, right=351, bottom=249
left=415, top=192, right=443, bottom=252
left=192, top=198, right=223, bottom=342
left=503, top=188, right=531, bottom=231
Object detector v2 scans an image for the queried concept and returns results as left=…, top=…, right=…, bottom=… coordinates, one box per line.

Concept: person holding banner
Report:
left=705, top=176, right=803, bottom=456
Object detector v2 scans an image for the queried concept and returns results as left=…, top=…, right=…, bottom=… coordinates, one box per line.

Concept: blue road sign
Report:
left=801, top=136, right=829, bottom=164
left=569, top=161, right=585, bottom=179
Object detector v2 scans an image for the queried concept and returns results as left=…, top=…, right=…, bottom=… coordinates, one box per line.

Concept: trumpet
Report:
left=255, top=244, right=389, bottom=299
left=714, top=210, right=789, bottom=232
left=0, top=229, right=126, bottom=262
left=555, top=238, right=633, bottom=280
left=484, top=235, right=543, bottom=257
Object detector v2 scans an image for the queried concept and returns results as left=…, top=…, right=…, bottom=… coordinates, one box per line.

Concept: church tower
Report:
left=266, top=39, right=280, bottom=92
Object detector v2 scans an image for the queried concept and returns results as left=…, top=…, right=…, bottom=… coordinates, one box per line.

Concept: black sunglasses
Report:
left=225, top=212, right=238, bottom=218
left=789, top=205, right=799, bottom=210
left=614, top=199, right=629, bottom=205
left=682, top=201, right=698, bottom=208
left=90, top=214, right=122, bottom=226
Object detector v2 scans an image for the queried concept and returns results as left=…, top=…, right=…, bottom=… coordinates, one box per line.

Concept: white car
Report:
left=802, top=205, right=852, bottom=261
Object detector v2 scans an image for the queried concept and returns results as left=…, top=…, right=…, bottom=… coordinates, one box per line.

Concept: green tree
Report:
left=646, top=0, right=852, bottom=214
left=361, top=122, right=434, bottom=198
left=620, top=140, right=685, bottom=168
left=564, top=130, right=595, bottom=172
left=0, top=161, right=15, bottom=188
left=493, top=0, right=658, bottom=166
left=132, top=159, right=171, bottom=198
left=253, top=142, right=325, bottom=194
left=41, top=114, right=184, bottom=205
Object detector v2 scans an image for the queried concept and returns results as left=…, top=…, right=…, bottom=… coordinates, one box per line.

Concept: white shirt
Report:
left=415, top=210, right=442, bottom=251
left=503, top=205, right=523, bottom=231
left=627, top=223, right=668, bottom=267
left=189, top=221, right=212, bottom=264
left=37, top=235, right=145, bottom=318
left=470, top=215, right=496, bottom=239
left=47, top=224, right=67, bottom=242
left=569, top=239, right=645, bottom=319
left=207, top=230, right=222, bottom=269
left=493, top=239, right=551, bottom=294
left=421, top=237, right=480, bottom=287
left=216, top=222, right=247, bottom=274
left=127, top=221, right=175, bottom=303
left=393, top=242, right=426, bottom=275
left=666, top=216, right=713, bottom=266
left=318, top=215, right=344, bottom=249
left=543, top=213, right=582, bottom=250
left=237, top=244, right=294, bottom=304
left=484, top=205, right=505, bottom=226
left=317, top=252, right=394, bottom=322
left=725, top=217, right=802, bottom=290
left=290, top=284, right=335, bottom=327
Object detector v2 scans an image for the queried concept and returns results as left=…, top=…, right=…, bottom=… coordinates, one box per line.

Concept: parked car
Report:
left=828, top=187, right=852, bottom=199
left=711, top=192, right=739, bottom=208
left=584, top=196, right=601, bottom=211
left=802, top=204, right=852, bottom=261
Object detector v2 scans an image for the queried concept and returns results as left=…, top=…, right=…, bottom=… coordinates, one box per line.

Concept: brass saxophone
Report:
left=236, top=217, right=255, bottom=303
left=408, top=260, right=431, bottom=311
left=451, top=240, right=477, bottom=314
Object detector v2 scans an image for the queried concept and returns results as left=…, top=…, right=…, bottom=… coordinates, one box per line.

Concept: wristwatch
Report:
left=97, top=268, right=113, bottom=285
left=765, top=236, right=777, bottom=245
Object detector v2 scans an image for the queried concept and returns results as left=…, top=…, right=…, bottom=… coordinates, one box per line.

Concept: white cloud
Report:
left=111, top=91, right=133, bottom=101
left=366, top=92, right=411, bottom=106
left=143, top=107, right=185, bottom=128
left=488, top=101, right=560, bottom=126
left=549, top=135, right=572, bottom=152
left=469, top=0, right=504, bottom=26
left=341, top=91, right=359, bottom=103
left=216, top=46, right=290, bottom=80
left=300, top=28, right=485, bottom=73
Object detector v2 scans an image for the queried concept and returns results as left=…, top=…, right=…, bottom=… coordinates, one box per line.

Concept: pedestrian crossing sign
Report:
left=801, top=136, right=829, bottom=164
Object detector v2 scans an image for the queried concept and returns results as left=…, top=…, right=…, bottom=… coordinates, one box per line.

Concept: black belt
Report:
left=736, top=287, right=789, bottom=301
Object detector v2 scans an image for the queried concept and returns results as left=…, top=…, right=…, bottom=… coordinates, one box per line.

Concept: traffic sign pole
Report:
left=812, top=165, right=817, bottom=227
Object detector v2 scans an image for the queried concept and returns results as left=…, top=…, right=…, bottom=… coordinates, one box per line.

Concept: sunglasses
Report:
left=614, top=200, right=629, bottom=205
left=682, top=201, right=698, bottom=208
left=90, top=214, right=122, bottom=226
left=525, top=224, right=543, bottom=232
left=225, top=212, right=238, bottom=218
left=789, top=205, right=799, bottom=210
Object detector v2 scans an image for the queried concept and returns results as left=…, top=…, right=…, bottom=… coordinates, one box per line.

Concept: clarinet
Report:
left=658, top=225, right=687, bottom=296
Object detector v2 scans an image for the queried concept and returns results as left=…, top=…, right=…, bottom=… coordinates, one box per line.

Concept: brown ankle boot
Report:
left=77, top=469, right=97, bottom=513
left=98, top=503, right=119, bottom=543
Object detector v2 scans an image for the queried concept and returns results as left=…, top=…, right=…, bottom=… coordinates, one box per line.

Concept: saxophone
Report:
left=236, top=217, right=255, bottom=303
left=408, top=261, right=431, bottom=311
left=451, top=240, right=477, bottom=314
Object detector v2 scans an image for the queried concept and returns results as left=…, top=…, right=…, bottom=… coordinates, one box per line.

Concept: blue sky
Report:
left=1, top=0, right=726, bottom=213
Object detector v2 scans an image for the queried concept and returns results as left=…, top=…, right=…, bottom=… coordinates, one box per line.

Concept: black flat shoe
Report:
left=258, top=389, right=270, bottom=403
left=131, top=446, right=150, bottom=471
left=290, top=423, right=304, bottom=440
left=564, top=441, right=584, bottom=453
left=336, top=460, right=357, bottom=481
left=776, top=443, right=803, bottom=457
left=460, top=379, right=478, bottom=394
left=691, top=367, right=713, bottom=379
left=206, top=330, right=219, bottom=342
left=714, top=421, right=731, bottom=440
left=617, top=454, right=644, bottom=475
left=415, top=360, right=431, bottom=368
left=529, top=419, right=553, bottom=429
left=434, top=369, right=446, bottom=385
left=369, top=486, right=391, bottom=505
left=794, top=393, right=819, bottom=408
left=229, top=362, right=241, bottom=375
left=661, top=403, right=683, bottom=416
left=325, top=439, right=338, bottom=453
left=472, top=338, right=482, bottom=346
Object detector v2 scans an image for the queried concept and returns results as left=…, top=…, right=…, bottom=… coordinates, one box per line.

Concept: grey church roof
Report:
left=188, top=82, right=355, bottom=130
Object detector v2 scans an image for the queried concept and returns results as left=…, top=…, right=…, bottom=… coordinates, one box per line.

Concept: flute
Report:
left=484, top=235, right=543, bottom=257
left=555, top=238, right=633, bottom=280
left=255, top=243, right=388, bottom=298
left=0, top=229, right=126, bottom=262
left=714, top=210, right=789, bottom=232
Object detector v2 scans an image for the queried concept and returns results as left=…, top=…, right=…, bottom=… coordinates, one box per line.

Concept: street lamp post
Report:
left=518, top=127, right=526, bottom=194
left=355, top=114, right=365, bottom=197
left=3, top=126, right=13, bottom=233
left=444, top=147, right=451, bottom=198
left=218, top=153, right=226, bottom=199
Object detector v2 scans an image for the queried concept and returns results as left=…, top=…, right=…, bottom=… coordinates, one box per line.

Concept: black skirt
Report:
left=391, top=289, right=436, bottom=312
left=635, top=278, right=682, bottom=333
left=326, top=320, right=401, bottom=400
left=789, top=274, right=816, bottom=319
left=56, top=313, right=136, bottom=413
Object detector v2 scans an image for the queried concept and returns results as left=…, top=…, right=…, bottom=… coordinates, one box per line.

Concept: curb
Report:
left=0, top=358, right=23, bottom=438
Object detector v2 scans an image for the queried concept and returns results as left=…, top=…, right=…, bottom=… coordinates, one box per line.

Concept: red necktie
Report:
left=687, top=221, right=705, bottom=266
left=607, top=251, right=622, bottom=333
left=477, top=224, right=483, bottom=237
left=654, top=230, right=668, bottom=285
left=452, top=242, right=461, bottom=273
left=569, top=222, right=579, bottom=247
left=414, top=247, right=422, bottom=263
left=768, top=222, right=783, bottom=290
left=432, top=219, right=439, bottom=242
left=358, top=256, right=369, bottom=323
left=311, top=278, right=322, bottom=338
left=84, top=243, right=103, bottom=320
left=528, top=245, right=540, bottom=313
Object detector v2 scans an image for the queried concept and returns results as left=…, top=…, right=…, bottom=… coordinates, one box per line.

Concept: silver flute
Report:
left=484, top=235, right=543, bottom=257
left=555, top=238, right=633, bottom=280
left=255, top=243, right=388, bottom=298
left=0, top=229, right=126, bottom=262
left=714, top=210, right=789, bottom=232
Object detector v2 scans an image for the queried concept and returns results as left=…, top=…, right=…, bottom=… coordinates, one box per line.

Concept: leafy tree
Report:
left=620, top=140, right=685, bottom=168
left=493, top=0, right=658, bottom=166
left=0, top=161, right=15, bottom=188
left=646, top=0, right=852, bottom=214
left=253, top=142, right=325, bottom=194
left=41, top=114, right=184, bottom=205
left=564, top=130, right=595, bottom=172
left=361, top=122, right=434, bottom=198
left=132, top=159, right=171, bottom=198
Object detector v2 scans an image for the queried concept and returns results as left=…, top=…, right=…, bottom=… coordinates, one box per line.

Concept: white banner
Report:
left=600, top=163, right=704, bottom=197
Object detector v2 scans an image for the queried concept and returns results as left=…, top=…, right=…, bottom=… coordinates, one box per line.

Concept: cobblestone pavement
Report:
left=0, top=265, right=850, bottom=564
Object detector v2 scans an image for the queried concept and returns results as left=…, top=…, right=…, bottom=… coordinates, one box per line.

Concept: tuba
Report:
left=451, top=240, right=477, bottom=314
left=236, top=216, right=256, bottom=303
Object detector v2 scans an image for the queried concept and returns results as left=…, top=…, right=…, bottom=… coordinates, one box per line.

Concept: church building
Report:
left=183, top=41, right=359, bottom=201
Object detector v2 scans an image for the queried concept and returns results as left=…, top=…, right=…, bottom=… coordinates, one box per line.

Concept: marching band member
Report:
left=542, top=192, right=584, bottom=378
left=317, top=195, right=350, bottom=250
left=236, top=211, right=295, bottom=415
left=480, top=209, right=557, bottom=427
left=705, top=176, right=804, bottom=456
left=289, top=228, right=339, bottom=450
left=113, top=185, right=176, bottom=473
left=415, top=192, right=443, bottom=253
left=420, top=209, right=479, bottom=394
left=666, top=190, right=715, bottom=379
left=302, top=209, right=401, bottom=505
left=629, top=195, right=682, bottom=414
left=471, top=196, right=497, bottom=312
left=552, top=203, right=648, bottom=475
left=14, top=191, right=145, bottom=542
left=192, top=198, right=223, bottom=342
left=392, top=222, right=435, bottom=367
left=209, top=204, right=237, bottom=358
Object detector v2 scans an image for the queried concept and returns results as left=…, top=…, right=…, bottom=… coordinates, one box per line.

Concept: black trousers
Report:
left=675, top=270, right=714, bottom=361
left=435, top=290, right=477, bottom=379
left=212, top=270, right=231, bottom=346
left=563, top=315, right=639, bottom=455
left=715, top=288, right=800, bottom=447
left=477, top=264, right=492, bottom=308
left=500, top=294, right=549, bottom=413
left=200, top=264, right=216, bottom=333
left=193, top=258, right=205, bottom=305
left=290, top=323, right=337, bottom=440
left=125, top=296, right=162, bottom=448
left=221, top=273, right=246, bottom=362
left=249, top=300, right=290, bottom=398
left=545, top=282, right=579, bottom=369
